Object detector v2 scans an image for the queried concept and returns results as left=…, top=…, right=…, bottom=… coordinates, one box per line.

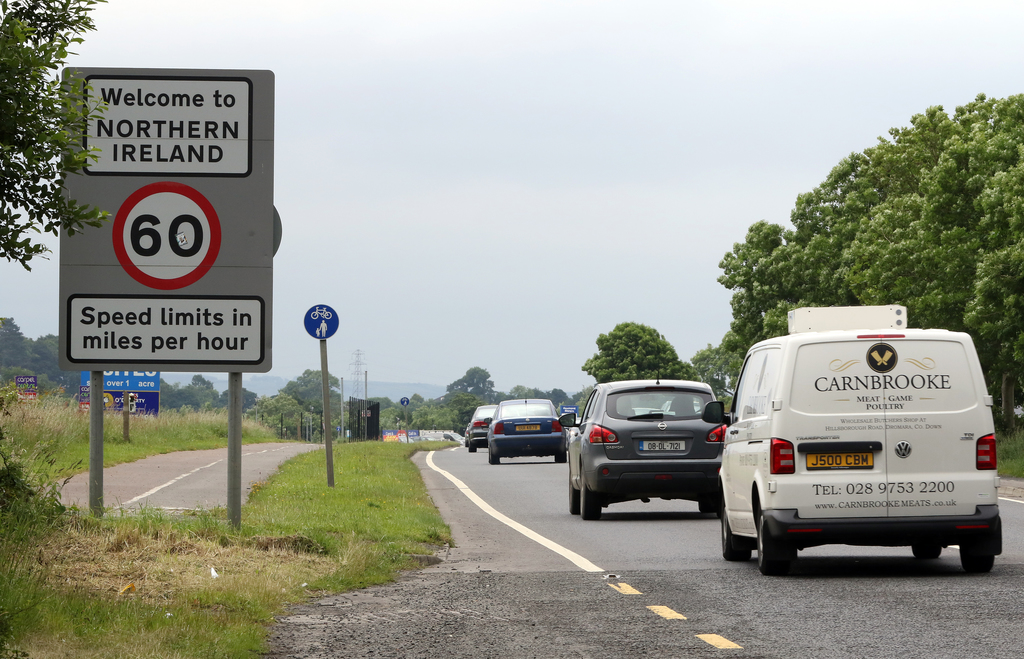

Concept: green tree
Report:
left=279, top=370, right=340, bottom=415
left=444, top=392, right=484, bottom=430
left=582, top=322, right=697, bottom=383
left=446, top=367, right=497, bottom=402
left=1, top=0, right=108, bottom=268
left=690, top=338, right=743, bottom=399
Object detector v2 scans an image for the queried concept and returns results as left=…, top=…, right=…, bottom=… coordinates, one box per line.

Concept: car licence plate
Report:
left=517, top=424, right=541, bottom=431
left=806, top=452, right=874, bottom=470
left=639, top=440, right=683, bottom=451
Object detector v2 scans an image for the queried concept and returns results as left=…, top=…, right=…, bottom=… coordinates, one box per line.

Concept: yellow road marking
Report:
left=697, top=634, right=742, bottom=649
left=608, top=582, right=642, bottom=595
left=647, top=605, right=686, bottom=619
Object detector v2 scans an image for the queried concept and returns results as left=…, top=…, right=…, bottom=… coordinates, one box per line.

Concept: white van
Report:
left=716, top=306, right=1002, bottom=575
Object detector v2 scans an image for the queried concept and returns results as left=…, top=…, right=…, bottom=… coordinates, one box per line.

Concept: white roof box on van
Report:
left=787, top=305, right=907, bottom=334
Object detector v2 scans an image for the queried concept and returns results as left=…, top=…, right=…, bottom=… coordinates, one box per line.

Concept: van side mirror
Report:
left=558, top=412, right=578, bottom=427
left=702, top=401, right=726, bottom=425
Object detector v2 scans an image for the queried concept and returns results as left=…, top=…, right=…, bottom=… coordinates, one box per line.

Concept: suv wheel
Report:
left=569, top=474, right=581, bottom=515
left=580, top=481, right=602, bottom=520
left=721, top=499, right=751, bottom=562
left=698, top=494, right=719, bottom=515
left=756, top=512, right=790, bottom=576
left=912, top=543, right=941, bottom=560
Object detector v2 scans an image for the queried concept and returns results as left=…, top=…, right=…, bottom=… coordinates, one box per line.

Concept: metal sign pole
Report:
left=88, top=370, right=104, bottom=516
left=340, top=377, right=345, bottom=442
left=321, top=340, right=334, bottom=487
left=227, top=372, right=242, bottom=528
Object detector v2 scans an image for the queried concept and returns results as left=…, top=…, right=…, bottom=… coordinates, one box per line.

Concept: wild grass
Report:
left=2, top=397, right=281, bottom=479
left=5, top=439, right=453, bottom=658
left=997, top=427, right=1024, bottom=478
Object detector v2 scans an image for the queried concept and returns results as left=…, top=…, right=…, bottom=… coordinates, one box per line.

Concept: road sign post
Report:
left=60, top=68, right=275, bottom=522
left=305, top=305, right=339, bottom=487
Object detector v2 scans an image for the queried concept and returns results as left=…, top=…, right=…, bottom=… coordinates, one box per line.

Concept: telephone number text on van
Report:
left=811, top=481, right=955, bottom=496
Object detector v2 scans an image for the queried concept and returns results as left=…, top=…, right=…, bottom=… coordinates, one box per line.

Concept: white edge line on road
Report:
left=121, top=459, right=224, bottom=506
left=425, top=451, right=604, bottom=573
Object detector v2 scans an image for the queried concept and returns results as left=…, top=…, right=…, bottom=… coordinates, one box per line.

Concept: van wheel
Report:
left=912, top=543, right=941, bottom=559
left=721, top=500, right=751, bottom=562
left=569, top=474, right=581, bottom=515
left=756, top=513, right=790, bottom=576
left=960, top=548, right=995, bottom=573
left=581, top=481, right=602, bottom=520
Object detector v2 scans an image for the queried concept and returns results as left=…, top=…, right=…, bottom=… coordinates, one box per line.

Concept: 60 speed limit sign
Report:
left=112, top=181, right=222, bottom=290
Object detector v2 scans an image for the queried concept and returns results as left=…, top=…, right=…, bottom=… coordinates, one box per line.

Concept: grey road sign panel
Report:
left=60, top=68, right=274, bottom=373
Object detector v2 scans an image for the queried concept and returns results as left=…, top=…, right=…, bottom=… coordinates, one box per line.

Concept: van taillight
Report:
left=589, top=425, right=618, bottom=443
left=771, top=438, right=795, bottom=474
left=706, top=424, right=726, bottom=442
left=494, top=422, right=504, bottom=434
left=977, top=434, right=997, bottom=470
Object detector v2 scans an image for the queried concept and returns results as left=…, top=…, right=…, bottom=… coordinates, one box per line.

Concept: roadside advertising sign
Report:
left=79, top=385, right=91, bottom=411
left=397, top=430, right=408, bottom=442
left=79, top=371, right=161, bottom=415
left=382, top=430, right=398, bottom=442
left=15, top=376, right=38, bottom=401
left=407, top=429, right=420, bottom=439
left=59, top=68, right=275, bottom=373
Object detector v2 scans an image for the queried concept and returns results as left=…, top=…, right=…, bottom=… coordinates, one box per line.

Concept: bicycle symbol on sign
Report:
left=309, top=306, right=333, bottom=320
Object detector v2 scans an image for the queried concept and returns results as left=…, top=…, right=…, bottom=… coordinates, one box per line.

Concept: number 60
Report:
left=130, top=214, right=204, bottom=258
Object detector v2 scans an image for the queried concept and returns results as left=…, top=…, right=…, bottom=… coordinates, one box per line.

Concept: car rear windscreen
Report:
left=473, top=406, right=497, bottom=419
left=606, top=390, right=711, bottom=419
left=499, top=403, right=554, bottom=418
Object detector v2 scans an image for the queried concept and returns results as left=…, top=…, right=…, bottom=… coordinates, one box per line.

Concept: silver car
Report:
left=562, top=380, right=725, bottom=520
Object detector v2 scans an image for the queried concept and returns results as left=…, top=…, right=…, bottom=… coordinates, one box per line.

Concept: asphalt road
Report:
left=268, top=446, right=1024, bottom=659
left=60, top=441, right=323, bottom=511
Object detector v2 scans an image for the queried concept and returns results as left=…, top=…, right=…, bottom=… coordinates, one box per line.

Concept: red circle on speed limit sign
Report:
left=112, top=181, right=222, bottom=289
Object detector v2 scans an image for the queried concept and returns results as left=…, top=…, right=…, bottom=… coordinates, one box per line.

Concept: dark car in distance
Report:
left=562, top=380, right=725, bottom=520
left=486, top=399, right=566, bottom=465
left=465, top=404, right=497, bottom=452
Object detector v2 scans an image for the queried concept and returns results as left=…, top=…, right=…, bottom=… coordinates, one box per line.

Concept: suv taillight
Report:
left=494, top=421, right=504, bottom=434
left=552, top=419, right=563, bottom=432
left=588, top=425, right=618, bottom=443
left=770, top=438, right=795, bottom=474
left=706, top=424, right=726, bottom=443
left=977, top=434, right=997, bottom=470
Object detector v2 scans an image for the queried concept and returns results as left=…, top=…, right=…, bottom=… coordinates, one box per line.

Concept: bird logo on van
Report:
left=867, top=343, right=898, bottom=373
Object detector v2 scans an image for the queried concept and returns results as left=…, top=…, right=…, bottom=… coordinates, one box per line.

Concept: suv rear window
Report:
left=499, top=402, right=554, bottom=419
left=606, top=389, right=711, bottom=419
left=472, top=406, right=497, bottom=420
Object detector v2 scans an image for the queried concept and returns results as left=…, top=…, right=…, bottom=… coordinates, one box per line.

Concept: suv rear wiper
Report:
left=626, top=412, right=664, bottom=420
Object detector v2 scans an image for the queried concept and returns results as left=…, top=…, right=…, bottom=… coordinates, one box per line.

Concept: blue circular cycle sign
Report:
left=304, top=304, right=339, bottom=339
left=400, top=397, right=410, bottom=406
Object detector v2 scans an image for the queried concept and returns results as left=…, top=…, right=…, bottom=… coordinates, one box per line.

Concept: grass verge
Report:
left=10, top=441, right=453, bottom=658
left=997, top=427, right=1024, bottom=478
left=1, top=391, right=454, bottom=657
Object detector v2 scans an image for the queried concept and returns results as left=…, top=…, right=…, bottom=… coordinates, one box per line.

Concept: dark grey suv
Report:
left=561, top=380, right=725, bottom=520
left=465, top=404, right=497, bottom=452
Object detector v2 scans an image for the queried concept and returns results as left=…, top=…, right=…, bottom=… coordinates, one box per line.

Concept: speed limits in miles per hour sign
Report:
left=59, top=68, right=275, bottom=373
left=113, top=181, right=222, bottom=289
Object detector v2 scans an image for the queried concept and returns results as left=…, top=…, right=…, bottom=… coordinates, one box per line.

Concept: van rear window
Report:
left=790, top=340, right=979, bottom=414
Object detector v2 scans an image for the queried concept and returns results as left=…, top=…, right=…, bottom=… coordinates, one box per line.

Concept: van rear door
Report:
left=876, top=335, right=996, bottom=517
left=786, top=339, right=888, bottom=519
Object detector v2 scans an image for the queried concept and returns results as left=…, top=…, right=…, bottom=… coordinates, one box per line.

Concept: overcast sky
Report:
left=5, top=1, right=1024, bottom=394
